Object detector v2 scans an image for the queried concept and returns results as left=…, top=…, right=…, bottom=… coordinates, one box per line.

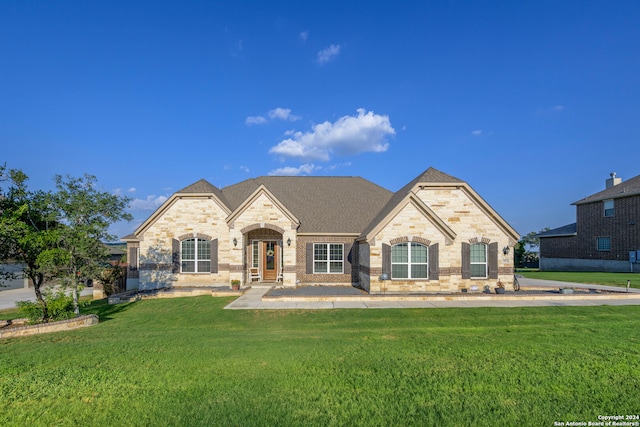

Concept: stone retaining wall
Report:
left=0, top=314, right=99, bottom=339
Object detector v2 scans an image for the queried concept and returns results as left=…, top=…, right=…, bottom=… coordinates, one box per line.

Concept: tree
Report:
left=38, top=174, right=133, bottom=316
left=0, top=166, right=59, bottom=320
left=514, top=227, right=551, bottom=268
left=0, top=165, right=132, bottom=321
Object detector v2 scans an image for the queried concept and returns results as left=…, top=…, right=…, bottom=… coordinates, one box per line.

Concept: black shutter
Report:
left=210, top=239, right=218, bottom=274
left=429, top=243, right=439, bottom=280
left=306, top=243, right=314, bottom=274
left=382, top=243, right=391, bottom=277
left=172, top=239, right=180, bottom=273
left=488, top=242, right=498, bottom=279
left=461, top=242, right=470, bottom=279
left=344, top=243, right=352, bottom=275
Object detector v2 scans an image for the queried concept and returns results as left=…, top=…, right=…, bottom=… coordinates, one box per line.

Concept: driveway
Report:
left=0, top=286, right=93, bottom=311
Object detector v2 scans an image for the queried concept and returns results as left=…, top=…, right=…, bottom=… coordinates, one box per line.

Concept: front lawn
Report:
left=518, top=270, right=640, bottom=288
left=1, top=297, right=639, bottom=426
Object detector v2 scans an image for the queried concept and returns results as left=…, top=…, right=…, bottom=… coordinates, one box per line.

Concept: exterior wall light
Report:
left=287, top=238, right=291, bottom=246
left=503, top=246, right=510, bottom=255
left=233, top=237, right=238, bottom=247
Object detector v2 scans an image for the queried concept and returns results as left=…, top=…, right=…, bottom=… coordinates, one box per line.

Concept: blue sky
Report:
left=2, top=1, right=639, bottom=239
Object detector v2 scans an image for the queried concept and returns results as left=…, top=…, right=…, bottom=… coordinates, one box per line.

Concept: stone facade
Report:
left=124, top=168, right=518, bottom=293
left=366, top=187, right=515, bottom=293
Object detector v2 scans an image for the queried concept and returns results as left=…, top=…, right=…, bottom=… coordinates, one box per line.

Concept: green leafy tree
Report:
left=0, top=165, right=132, bottom=321
left=38, top=174, right=132, bottom=316
left=0, top=166, right=59, bottom=320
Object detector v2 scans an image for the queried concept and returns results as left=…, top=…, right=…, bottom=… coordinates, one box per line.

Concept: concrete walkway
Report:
left=224, top=278, right=640, bottom=310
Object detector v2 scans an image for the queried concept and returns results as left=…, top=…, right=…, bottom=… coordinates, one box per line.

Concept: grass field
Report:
left=518, top=270, right=640, bottom=288
left=1, top=297, right=640, bottom=426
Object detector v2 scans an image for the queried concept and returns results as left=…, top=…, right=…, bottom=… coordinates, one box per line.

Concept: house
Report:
left=122, top=167, right=519, bottom=293
left=0, top=261, right=29, bottom=291
left=539, top=172, right=640, bottom=272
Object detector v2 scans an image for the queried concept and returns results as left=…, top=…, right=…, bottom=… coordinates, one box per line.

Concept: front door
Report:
left=262, top=241, right=278, bottom=281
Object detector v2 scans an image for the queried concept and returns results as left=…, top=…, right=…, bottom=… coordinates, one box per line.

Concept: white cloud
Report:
left=471, top=130, right=483, bottom=136
left=268, top=164, right=318, bottom=176
left=317, top=44, right=341, bottom=64
left=240, top=165, right=250, bottom=173
left=130, top=195, right=168, bottom=210
left=268, top=108, right=300, bottom=122
left=245, top=115, right=268, bottom=126
left=299, top=31, right=308, bottom=42
left=553, top=105, right=565, bottom=112
left=128, top=187, right=136, bottom=193
left=269, top=108, right=394, bottom=161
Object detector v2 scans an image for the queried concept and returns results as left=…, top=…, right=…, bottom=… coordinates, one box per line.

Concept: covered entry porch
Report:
left=242, top=224, right=293, bottom=285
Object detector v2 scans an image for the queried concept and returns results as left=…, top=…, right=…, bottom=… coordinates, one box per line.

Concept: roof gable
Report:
left=360, top=167, right=518, bottom=242
left=226, top=184, right=300, bottom=229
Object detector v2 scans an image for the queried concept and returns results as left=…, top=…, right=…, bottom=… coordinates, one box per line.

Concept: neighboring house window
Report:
left=470, top=243, right=487, bottom=278
left=181, top=238, right=211, bottom=273
left=596, top=237, right=611, bottom=251
left=252, top=240, right=259, bottom=268
left=391, top=242, right=428, bottom=279
left=604, top=199, right=614, bottom=217
left=313, top=243, right=343, bottom=273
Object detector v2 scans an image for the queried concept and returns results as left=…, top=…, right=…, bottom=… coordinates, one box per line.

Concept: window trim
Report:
left=251, top=240, right=260, bottom=269
left=391, top=242, right=429, bottom=280
left=603, top=199, right=614, bottom=217
left=313, top=243, right=344, bottom=274
left=596, top=237, right=611, bottom=252
left=470, top=243, right=488, bottom=279
left=181, top=238, right=211, bottom=273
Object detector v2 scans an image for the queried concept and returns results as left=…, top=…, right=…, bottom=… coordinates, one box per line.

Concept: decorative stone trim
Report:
left=229, top=264, right=244, bottom=272
left=218, top=263, right=230, bottom=271
left=389, top=236, right=431, bottom=246
left=498, top=267, right=514, bottom=274
left=139, top=263, right=172, bottom=271
left=469, top=237, right=492, bottom=244
left=240, top=223, right=286, bottom=235
left=177, top=233, right=213, bottom=241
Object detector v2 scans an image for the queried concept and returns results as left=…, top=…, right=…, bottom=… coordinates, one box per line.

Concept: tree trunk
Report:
left=72, top=285, right=79, bottom=317
left=31, top=272, right=49, bottom=322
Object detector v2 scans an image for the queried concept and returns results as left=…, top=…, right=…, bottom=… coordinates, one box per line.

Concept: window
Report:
left=596, top=237, right=611, bottom=251
left=391, top=242, right=428, bottom=279
left=604, top=199, right=614, bottom=217
left=181, top=238, right=211, bottom=273
left=251, top=240, right=259, bottom=268
left=470, top=243, right=487, bottom=278
left=313, top=243, right=343, bottom=274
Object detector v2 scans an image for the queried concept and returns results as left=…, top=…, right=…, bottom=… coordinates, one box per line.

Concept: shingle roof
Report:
left=537, top=223, right=577, bottom=238
left=573, top=173, right=640, bottom=205
left=220, top=176, right=393, bottom=233
left=177, top=179, right=230, bottom=206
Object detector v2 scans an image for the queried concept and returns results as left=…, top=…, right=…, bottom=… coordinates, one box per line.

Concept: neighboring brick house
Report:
left=123, top=167, right=519, bottom=294
left=539, top=172, right=640, bottom=272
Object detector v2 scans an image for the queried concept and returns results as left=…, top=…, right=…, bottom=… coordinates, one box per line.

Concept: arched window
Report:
left=470, top=243, right=487, bottom=278
left=181, top=238, right=211, bottom=273
left=391, top=242, right=428, bottom=279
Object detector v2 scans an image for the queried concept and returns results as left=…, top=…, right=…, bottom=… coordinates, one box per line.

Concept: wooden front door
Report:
left=262, top=241, right=278, bottom=281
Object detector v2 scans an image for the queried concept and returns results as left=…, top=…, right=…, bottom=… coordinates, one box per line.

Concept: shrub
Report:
left=16, top=288, right=81, bottom=324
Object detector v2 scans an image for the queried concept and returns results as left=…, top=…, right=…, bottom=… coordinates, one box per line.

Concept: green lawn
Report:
left=1, top=297, right=640, bottom=426
left=518, top=270, right=640, bottom=288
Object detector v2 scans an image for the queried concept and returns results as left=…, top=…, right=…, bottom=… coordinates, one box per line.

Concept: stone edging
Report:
left=0, top=314, right=99, bottom=339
